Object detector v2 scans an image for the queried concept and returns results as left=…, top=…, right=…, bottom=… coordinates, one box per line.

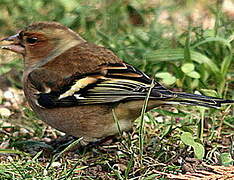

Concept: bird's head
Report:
left=0, top=22, right=85, bottom=69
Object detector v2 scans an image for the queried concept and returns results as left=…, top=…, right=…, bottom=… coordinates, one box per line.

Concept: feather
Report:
left=36, top=63, right=234, bottom=109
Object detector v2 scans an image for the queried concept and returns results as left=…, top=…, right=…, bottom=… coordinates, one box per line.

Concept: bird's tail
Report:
left=161, top=92, right=234, bottom=108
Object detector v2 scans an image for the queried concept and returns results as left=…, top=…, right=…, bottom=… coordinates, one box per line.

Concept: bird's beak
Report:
left=0, top=34, right=25, bottom=54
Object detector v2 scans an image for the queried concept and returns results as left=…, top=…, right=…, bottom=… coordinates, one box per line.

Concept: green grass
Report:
left=0, top=0, right=234, bottom=179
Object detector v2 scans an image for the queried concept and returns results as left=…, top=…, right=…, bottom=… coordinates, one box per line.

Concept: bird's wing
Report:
left=36, top=63, right=176, bottom=108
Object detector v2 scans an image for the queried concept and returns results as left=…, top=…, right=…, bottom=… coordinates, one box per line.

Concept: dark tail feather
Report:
left=166, top=92, right=234, bottom=108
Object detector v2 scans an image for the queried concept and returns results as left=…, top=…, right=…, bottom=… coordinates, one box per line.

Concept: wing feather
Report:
left=37, top=63, right=174, bottom=108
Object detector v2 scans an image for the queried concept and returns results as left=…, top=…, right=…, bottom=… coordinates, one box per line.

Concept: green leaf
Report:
left=162, top=76, right=176, bottom=85
left=180, top=132, right=204, bottom=159
left=144, top=49, right=186, bottom=62
left=180, top=132, right=196, bottom=146
left=200, top=89, right=218, bottom=97
left=155, top=72, right=176, bottom=85
left=220, top=153, right=233, bottom=166
left=192, top=37, right=232, bottom=52
left=181, top=63, right=195, bottom=73
left=155, top=72, right=172, bottom=79
left=144, top=48, right=220, bottom=75
left=187, top=71, right=200, bottom=79
left=221, top=55, right=232, bottom=76
left=193, top=142, right=205, bottom=160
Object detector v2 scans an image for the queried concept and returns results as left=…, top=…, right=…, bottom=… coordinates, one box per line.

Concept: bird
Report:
left=0, top=22, right=233, bottom=145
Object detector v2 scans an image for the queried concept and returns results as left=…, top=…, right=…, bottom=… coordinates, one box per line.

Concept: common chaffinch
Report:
left=0, top=22, right=233, bottom=144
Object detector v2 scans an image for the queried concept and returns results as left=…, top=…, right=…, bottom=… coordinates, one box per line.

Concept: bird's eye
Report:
left=26, top=37, right=38, bottom=44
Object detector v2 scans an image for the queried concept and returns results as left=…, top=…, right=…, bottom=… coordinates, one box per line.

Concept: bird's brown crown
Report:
left=1, top=22, right=86, bottom=69
left=22, top=22, right=86, bottom=68
left=23, top=22, right=83, bottom=40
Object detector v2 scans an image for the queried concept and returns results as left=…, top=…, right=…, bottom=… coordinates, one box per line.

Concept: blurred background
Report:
left=0, top=0, right=234, bottom=179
